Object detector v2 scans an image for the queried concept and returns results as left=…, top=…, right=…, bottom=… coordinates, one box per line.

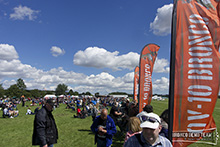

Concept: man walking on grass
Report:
left=91, top=108, right=116, bottom=147
left=32, top=99, right=58, bottom=147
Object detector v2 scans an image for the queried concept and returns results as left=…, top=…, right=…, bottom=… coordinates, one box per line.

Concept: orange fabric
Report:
left=133, top=66, right=139, bottom=103
left=172, top=0, right=220, bottom=146
left=138, top=44, right=160, bottom=113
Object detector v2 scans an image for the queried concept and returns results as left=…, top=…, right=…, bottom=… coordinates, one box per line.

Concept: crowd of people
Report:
left=88, top=97, right=172, bottom=147
left=0, top=98, right=20, bottom=118
left=0, top=97, right=45, bottom=118
left=66, top=96, right=171, bottom=146
left=0, top=96, right=171, bottom=147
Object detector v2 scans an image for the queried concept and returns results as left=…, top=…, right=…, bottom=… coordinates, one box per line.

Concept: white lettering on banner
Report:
left=143, top=64, right=151, bottom=104
left=134, top=77, right=138, bottom=100
left=187, top=14, right=213, bottom=132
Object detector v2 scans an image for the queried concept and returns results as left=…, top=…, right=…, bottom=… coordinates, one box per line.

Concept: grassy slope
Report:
left=0, top=99, right=219, bottom=147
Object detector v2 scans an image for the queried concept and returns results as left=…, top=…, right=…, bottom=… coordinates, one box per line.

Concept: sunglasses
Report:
left=140, top=115, right=160, bottom=123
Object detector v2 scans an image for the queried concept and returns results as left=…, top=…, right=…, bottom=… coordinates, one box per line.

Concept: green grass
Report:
left=0, top=99, right=219, bottom=147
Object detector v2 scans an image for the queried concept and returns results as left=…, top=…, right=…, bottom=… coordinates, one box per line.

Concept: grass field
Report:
left=0, top=99, right=219, bottom=147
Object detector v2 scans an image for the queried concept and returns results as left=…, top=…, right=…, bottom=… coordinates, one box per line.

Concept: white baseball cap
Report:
left=139, top=112, right=161, bottom=129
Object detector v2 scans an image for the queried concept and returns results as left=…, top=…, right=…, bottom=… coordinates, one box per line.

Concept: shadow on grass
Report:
left=78, top=129, right=94, bottom=135
left=112, top=131, right=124, bottom=147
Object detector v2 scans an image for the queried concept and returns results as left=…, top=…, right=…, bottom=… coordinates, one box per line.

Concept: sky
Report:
left=0, top=0, right=174, bottom=95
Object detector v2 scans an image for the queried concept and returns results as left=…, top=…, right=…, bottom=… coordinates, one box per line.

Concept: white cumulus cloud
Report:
left=10, top=5, right=40, bottom=21
left=0, top=44, right=170, bottom=95
left=150, top=4, right=173, bottom=36
left=153, top=77, right=169, bottom=94
left=154, top=58, right=170, bottom=73
left=73, top=46, right=170, bottom=73
left=0, top=44, right=19, bottom=61
left=50, top=46, right=65, bottom=57
left=73, top=47, right=140, bottom=71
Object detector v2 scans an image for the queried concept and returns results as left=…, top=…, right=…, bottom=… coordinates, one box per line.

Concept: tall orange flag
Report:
left=170, top=0, right=220, bottom=146
left=133, top=66, right=139, bottom=102
left=138, top=44, right=160, bottom=113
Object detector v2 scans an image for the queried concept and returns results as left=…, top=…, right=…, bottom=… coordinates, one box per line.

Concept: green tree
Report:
left=109, top=92, right=128, bottom=95
left=0, top=84, right=4, bottom=98
left=16, top=78, right=27, bottom=90
left=68, top=89, right=74, bottom=96
left=73, top=91, right=79, bottom=95
left=5, top=84, right=22, bottom=98
left=30, top=89, right=41, bottom=98
left=23, top=90, right=31, bottom=98
left=95, top=92, right=99, bottom=97
left=85, top=91, right=92, bottom=95
left=55, top=84, right=68, bottom=96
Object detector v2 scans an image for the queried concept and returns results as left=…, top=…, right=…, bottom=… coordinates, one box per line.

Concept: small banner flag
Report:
left=138, top=44, right=160, bottom=113
left=133, top=66, right=139, bottom=102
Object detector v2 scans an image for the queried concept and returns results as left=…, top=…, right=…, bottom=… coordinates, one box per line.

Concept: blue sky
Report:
left=0, top=0, right=173, bottom=95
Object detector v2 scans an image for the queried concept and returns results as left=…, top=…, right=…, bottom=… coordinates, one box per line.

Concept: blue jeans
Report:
left=97, top=138, right=106, bottom=147
left=97, top=138, right=111, bottom=147
left=40, top=144, right=53, bottom=147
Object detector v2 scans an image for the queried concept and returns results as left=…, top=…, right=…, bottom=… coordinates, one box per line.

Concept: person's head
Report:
left=131, top=100, right=137, bottom=107
left=100, top=109, right=108, bottom=120
left=160, top=109, right=169, bottom=124
left=139, top=112, right=162, bottom=144
left=114, top=102, right=118, bottom=107
left=45, top=99, right=55, bottom=112
left=143, top=104, right=153, bottom=113
left=128, top=117, right=142, bottom=133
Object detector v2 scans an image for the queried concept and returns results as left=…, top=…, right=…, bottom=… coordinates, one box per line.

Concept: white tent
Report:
left=44, top=94, right=56, bottom=99
left=58, top=95, right=65, bottom=98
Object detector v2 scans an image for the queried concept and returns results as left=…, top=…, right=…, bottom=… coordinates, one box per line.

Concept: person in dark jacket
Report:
left=32, top=99, right=58, bottom=147
left=91, top=109, right=116, bottom=147
left=128, top=100, right=139, bottom=117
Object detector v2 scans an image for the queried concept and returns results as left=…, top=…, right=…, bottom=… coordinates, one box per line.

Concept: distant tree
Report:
left=68, top=89, right=74, bottom=96
left=85, top=91, right=92, bottom=95
left=5, top=84, right=22, bottom=98
left=73, top=91, right=79, bottom=96
left=23, top=90, right=31, bottom=98
left=45, top=90, right=55, bottom=95
left=0, top=84, right=4, bottom=98
left=95, top=92, right=99, bottom=97
left=16, top=78, right=26, bottom=90
left=40, top=90, right=46, bottom=98
left=55, top=84, right=68, bottom=96
left=30, top=89, right=41, bottom=98
left=128, top=94, right=133, bottom=97
left=109, top=92, right=128, bottom=95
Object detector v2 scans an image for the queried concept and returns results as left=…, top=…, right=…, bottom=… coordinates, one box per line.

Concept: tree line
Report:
left=0, top=78, right=132, bottom=99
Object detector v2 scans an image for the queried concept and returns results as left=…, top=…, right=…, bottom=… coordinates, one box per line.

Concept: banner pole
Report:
left=168, top=0, right=177, bottom=143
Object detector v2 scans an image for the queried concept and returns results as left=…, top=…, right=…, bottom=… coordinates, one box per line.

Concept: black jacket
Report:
left=32, top=106, right=58, bottom=146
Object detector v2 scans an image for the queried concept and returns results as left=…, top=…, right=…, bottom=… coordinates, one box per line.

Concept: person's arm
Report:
left=35, top=109, right=47, bottom=146
left=90, top=116, right=99, bottom=133
left=114, top=111, right=122, bottom=116
left=106, top=117, right=117, bottom=136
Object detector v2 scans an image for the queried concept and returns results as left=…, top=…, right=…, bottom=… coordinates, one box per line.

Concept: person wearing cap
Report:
left=136, top=104, right=154, bottom=119
left=91, top=109, right=116, bottom=147
left=32, top=99, right=58, bottom=147
left=124, top=112, right=172, bottom=147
